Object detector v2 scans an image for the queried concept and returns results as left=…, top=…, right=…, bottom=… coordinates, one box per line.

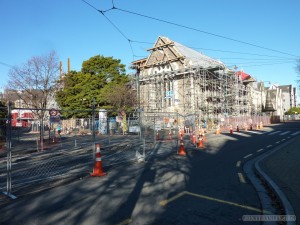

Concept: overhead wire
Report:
left=81, top=0, right=299, bottom=70
left=0, top=61, right=13, bottom=68
left=114, top=7, right=299, bottom=58
left=81, top=0, right=135, bottom=61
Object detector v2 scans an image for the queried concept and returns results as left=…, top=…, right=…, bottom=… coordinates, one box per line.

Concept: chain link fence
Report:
left=1, top=103, right=276, bottom=200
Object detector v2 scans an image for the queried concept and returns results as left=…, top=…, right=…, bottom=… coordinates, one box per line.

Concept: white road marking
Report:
left=231, top=132, right=252, bottom=137
left=291, top=131, right=300, bottom=136
left=236, top=161, right=241, bottom=167
left=266, top=145, right=273, bottom=148
left=257, top=149, right=264, bottom=152
left=246, top=131, right=264, bottom=134
left=279, top=131, right=291, bottom=136
left=244, top=154, right=252, bottom=159
left=267, top=131, right=281, bottom=135
left=238, top=173, right=246, bottom=183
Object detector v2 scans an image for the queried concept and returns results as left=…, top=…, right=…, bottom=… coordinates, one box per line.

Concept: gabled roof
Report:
left=236, top=71, right=256, bottom=83
left=137, top=36, right=226, bottom=70
left=172, top=39, right=225, bottom=69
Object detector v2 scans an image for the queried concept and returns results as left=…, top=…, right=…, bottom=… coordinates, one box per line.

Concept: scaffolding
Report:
left=138, top=65, right=252, bottom=123
left=132, top=36, right=265, bottom=130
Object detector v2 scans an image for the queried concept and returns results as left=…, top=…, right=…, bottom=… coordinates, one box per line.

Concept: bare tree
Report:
left=5, top=51, right=60, bottom=119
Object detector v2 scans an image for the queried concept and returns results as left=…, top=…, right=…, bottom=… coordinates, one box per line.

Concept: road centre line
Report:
left=282, top=139, right=286, bottom=141
left=266, top=145, right=272, bottom=148
left=243, top=154, right=252, bottom=159
left=238, top=172, right=246, bottom=183
left=160, top=191, right=271, bottom=214
left=236, top=161, right=241, bottom=167
left=257, top=149, right=264, bottom=152
left=275, top=141, right=280, bottom=144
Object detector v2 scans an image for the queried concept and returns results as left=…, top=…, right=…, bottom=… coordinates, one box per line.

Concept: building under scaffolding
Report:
left=131, top=36, right=256, bottom=125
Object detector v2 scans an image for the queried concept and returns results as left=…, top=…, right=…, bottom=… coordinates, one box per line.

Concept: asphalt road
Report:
left=0, top=121, right=299, bottom=225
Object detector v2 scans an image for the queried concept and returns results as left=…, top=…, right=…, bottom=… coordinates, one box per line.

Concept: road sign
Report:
left=49, top=108, right=58, bottom=116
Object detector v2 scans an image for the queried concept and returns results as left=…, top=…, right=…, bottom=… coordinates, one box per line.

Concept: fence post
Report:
left=153, top=116, right=156, bottom=146
left=3, top=101, right=16, bottom=199
left=143, top=138, right=145, bottom=158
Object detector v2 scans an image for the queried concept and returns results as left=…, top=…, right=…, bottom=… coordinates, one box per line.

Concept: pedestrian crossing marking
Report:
left=279, top=131, right=291, bottom=135
left=291, top=131, right=300, bottom=136
left=232, top=132, right=252, bottom=137
left=268, top=131, right=281, bottom=135
left=246, top=130, right=264, bottom=134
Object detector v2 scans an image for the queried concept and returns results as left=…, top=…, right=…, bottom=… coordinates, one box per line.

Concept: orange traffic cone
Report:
left=215, top=125, right=220, bottom=135
left=178, top=136, right=186, bottom=156
left=192, top=133, right=196, bottom=145
left=91, top=144, right=107, bottom=177
left=230, top=125, right=233, bottom=134
left=156, top=131, right=160, bottom=141
left=256, top=124, right=259, bottom=130
left=260, top=121, right=263, bottom=129
left=198, top=134, right=204, bottom=149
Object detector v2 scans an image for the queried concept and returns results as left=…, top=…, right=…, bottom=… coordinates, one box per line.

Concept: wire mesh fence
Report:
left=1, top=104, right=276, bottom=199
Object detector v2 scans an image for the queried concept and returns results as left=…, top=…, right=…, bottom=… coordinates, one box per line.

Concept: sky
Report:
left=1, top=0, right=300, bottom=97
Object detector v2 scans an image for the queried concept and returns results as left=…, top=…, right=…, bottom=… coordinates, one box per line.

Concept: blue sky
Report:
left=1, top=0, right=300, bottom=96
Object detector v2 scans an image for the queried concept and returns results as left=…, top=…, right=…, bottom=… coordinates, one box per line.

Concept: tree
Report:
left=5, top=51, right=60, bottom=120
left=100, top=77, right=137, bottom=112
left=56, top=55, right=133, bottom=118
left=285, top=107, right=300, bottom=115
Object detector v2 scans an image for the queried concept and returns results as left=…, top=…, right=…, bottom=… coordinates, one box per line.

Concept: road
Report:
left=0, top=121, right=299, bottom=225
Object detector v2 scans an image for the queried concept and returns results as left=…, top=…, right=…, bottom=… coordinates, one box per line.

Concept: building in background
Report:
left=277, top=85, right=297, bottom=113
left=132, top=36, right=260, bottom=122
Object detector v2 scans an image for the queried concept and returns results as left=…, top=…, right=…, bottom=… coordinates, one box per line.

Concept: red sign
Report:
left=49, top=109, right=58, bottom=116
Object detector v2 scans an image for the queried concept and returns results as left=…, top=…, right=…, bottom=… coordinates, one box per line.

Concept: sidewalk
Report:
left=259, top=135, right=300, bottom=224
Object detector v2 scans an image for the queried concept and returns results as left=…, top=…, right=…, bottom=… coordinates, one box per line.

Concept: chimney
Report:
left=68, top=58, right=70, bottom=74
